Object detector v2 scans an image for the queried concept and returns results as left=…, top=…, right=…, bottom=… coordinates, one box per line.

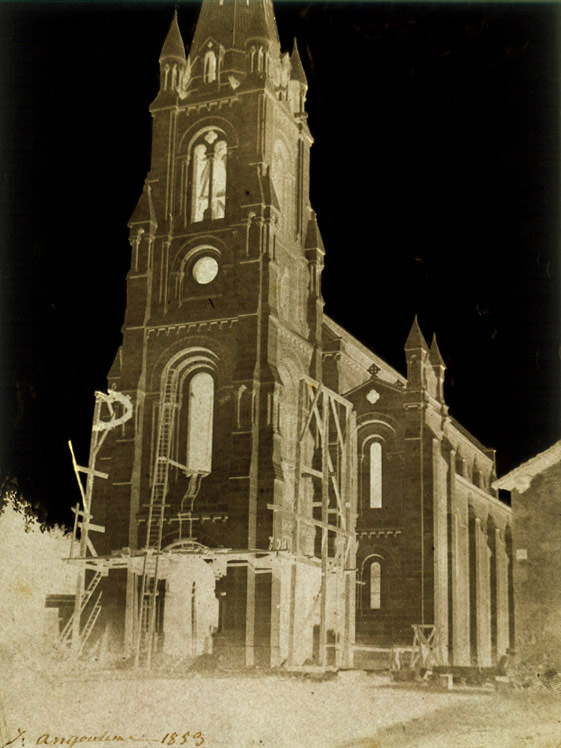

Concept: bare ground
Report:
left=2, top=662, right=561, bottom=748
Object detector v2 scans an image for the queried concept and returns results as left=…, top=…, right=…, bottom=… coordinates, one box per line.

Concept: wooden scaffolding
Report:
left=63, top=390, right=133, bottom=656
left=289, top=377, right=357, bottom=668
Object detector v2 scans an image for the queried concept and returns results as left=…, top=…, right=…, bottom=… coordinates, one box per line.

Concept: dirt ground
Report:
left=2, top=664, right=561, bottom=748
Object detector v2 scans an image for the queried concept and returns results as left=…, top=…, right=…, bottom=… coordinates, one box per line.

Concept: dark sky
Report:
left=1, top=1, right=560, bottom=527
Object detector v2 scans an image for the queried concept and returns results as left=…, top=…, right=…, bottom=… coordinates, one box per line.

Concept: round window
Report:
left=192, top=256, right=219, bottom=285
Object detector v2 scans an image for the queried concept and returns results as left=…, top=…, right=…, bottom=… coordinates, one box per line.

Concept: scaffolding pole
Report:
left=66, top=389, right=132, bottom=656
left=279, top=378, right=357, bottom=668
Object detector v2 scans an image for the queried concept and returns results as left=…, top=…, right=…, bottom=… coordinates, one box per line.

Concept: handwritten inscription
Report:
left=268, top=536, right=292, bottom=552
left=2, top=730, right=205, bottom=748
left=161, top=733, right=204, bottom=747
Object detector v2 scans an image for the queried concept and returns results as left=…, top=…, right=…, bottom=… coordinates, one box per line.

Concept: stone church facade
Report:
left=85, top=0, right=513, bottom=670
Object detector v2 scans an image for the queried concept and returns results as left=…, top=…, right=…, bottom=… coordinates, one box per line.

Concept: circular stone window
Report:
left=192, top=256, right=219, bottom=285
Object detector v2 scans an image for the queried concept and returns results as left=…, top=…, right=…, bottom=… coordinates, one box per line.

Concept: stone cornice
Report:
left=145, top=318, right=239, bottom=337
left=456, top=474, right=511, bottom=517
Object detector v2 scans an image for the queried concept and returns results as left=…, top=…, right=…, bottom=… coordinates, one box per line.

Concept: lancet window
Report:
left=185, top=371, right=215, bottom=474
left=369, top=440, right=383, bottom=509
left=370, top=561, right=381, bottom=609
left=203, top=46, right=217, bottom=83
left=191, top=130, right=227, bottom=223
left=272, top=141, right=294, bottom=233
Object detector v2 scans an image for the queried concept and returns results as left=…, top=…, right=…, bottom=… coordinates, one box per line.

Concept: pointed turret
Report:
left=160, top=10, right=186, bottom=62
left=290, top=39, right=307, bottom=86
left=404, top=316, right=429, bottom=392
left=156, top=11, right=188, bottom=99
left=287, top=38, right=308, bottom=114
left=404, top=315, right=428, bottom=352
left=429, top=334, right=445, bottom=368
left=129, top=182, right=157, bottom=230
left=305, top=211, right=325, bottom=257
left=429, top=334, right=446, bottom=403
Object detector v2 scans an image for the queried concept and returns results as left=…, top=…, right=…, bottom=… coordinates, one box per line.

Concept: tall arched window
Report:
left=369, top=441, right=382, bottom=509
left=186, top=371, right=214, bottom=474
left=203, top=47, right=217, bottom=83
left=370, top=561, right=381, bottom=609
left=272, top=141, right=293, bottom=233
left=191, top=130, right=227, bottom=223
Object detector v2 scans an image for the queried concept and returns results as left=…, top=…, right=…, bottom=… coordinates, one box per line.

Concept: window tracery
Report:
left=191, top=130, right=227, bottom=223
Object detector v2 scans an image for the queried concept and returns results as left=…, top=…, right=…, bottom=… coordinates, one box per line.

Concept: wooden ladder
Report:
left=59, top=570, right=103, bottom=649
left=135, top=371, right=179, bottom=668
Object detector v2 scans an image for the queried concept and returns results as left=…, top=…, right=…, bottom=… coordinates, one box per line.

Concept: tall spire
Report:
left=160, top=9, right=186, bottom=62
left=191, top=0, right=280, bottom=54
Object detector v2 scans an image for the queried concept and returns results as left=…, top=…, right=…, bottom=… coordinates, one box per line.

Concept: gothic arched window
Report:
left=186, top=371, right=214, bottom=474
left=272, top=141, right=293, bottom=233
left=203, top=47, right=217, bottom=83
left=369, top=440, right=383, bottom=509
left=370, top=561, right=381, bottom=609
left=191, top=130, right=227, bottom=223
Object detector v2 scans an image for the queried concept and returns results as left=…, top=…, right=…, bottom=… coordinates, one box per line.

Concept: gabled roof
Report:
left=493, top=440, right=561, bottom=493
left=323, top=316, right=406, bottom=386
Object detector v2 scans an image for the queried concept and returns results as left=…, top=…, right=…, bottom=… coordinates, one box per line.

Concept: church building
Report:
left=73, top=0, right=514, bottom=671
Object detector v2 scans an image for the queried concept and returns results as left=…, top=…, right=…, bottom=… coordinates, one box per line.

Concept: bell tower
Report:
left=91, top=1, right=356, bottom=669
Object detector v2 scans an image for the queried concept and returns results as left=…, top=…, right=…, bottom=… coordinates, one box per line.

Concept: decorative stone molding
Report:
left=357, top=529, right=402, bottom=540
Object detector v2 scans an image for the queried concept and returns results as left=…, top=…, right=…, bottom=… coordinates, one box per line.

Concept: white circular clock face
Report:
left=192, top=256, right=219, bottom=285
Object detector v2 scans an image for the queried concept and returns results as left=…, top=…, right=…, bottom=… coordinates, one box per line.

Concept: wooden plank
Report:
left=266, top=504, right=354, bottom=538
left=301, top=465, right=323, bottom=479
left=329, top=397, right=346, bottom=451
left=76, top=465, right=109, bottom=480
left=78, top=521, right=105, bottom=534
left=71, top=506, right=92, bottom=519
left=86, top=536, right=98, bottom=557
left=158, top=456, right=189, bottom=472
left=325, top=449, right=346, bottom=530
